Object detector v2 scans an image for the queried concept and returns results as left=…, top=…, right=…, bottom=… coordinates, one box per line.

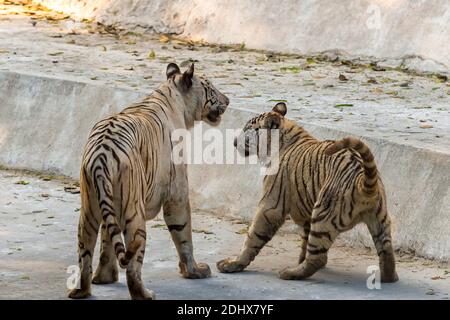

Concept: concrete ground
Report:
left=0, top=3, right=449, bottom=153
left=0, top=169, right=449, bottom=300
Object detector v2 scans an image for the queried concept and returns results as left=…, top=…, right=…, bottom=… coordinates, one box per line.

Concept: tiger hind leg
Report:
left=92, top=223, right=119, bottom=284
left=68, top=204, right=100, bottom=299
left=280, top=205, right=337, bottom=280
left=364, top=200, right=398, bottom=283
left=124, top=212, right=155, bottom=300
left=298, top=222, right=310, bottom=264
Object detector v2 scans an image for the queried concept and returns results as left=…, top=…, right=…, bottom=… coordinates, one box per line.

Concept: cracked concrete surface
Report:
left=0, top=169, right=449, bottom=300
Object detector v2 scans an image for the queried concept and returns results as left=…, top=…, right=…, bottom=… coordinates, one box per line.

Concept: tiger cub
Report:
left=217, top=102, right=398, bottom=283
left=68, top=63, right=229, bottom=300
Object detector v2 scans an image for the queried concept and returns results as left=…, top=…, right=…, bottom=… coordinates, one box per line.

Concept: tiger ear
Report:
left=267, top=115, right=281, bottom=129
left=272, top=102, right=287, bottom=116
left=166, top=63, right=181, bottom=79
left=181, top=63, right=194, bottom=89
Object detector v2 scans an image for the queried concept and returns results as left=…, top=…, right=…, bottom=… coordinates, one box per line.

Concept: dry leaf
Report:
left=159, top=35, right=170, bottom=43
left=147, top=50, right=156, bottom=59
left=235, top=228, right=248, bottom=234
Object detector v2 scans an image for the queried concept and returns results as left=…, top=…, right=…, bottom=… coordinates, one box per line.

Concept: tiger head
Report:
left=234, top=102, right=287, bottom=158
left=166, top=63, right=229, bottom=127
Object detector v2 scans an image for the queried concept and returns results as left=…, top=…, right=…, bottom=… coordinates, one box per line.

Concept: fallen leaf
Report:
left=413, top=106, right=432, bottom=109
left=371, top=65, right=386, bottom=71
left=159, top=35, right=170, bottom=43
left=434, top=74, right=448, bottom=83
left=334, top=103, right=354, bottom=108
left=371, top=88, right=384, bottom=94
left=147, top=50, right=156, bottom=59
left=151, top=224, right=167, bottom=229
left=380, top=77, right=394, bottom=83
left=15, top=180, right=30, bottom=185
left=64, top=186, right=80, bottom=194
left=48, top=51, right=64, bottom=56
left=280, top=66, right=300, bottom=73
left=420, top=124, right=433, bottom=129
left=385, top=90, right=399, bottom=96
left=235, top=227, right=248, bottom=234
left=193, top=228, right=214, bottom=235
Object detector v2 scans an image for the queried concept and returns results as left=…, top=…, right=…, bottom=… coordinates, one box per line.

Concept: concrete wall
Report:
left=33, top=0, right=450, bottom=72
left=1, top=71, right=449, bottom=261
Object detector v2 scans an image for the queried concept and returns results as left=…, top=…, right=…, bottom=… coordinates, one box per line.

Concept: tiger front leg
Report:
left=163, top=201, right=211, bottom=279
left=217, top=204, right=286, bottom=273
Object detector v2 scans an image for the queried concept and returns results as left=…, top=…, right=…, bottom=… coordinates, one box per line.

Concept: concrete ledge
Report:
left=33, top=0, right=450, bottom=72
left=1, top=71, right=449, bottom=261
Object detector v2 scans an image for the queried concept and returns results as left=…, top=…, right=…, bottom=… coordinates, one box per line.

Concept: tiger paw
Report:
left=92, top=267, right=118, bottom=284
left=279, top=265, right=310, bottom=280
left=216, top=258, right=246, bottom=273
left=180, top=262, right=211, bottom=279
left=68, top=288, right=91, bottom=299
left=130, top=289, right=156, bottom=300
left=381, top=271, right=399, bottom=283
